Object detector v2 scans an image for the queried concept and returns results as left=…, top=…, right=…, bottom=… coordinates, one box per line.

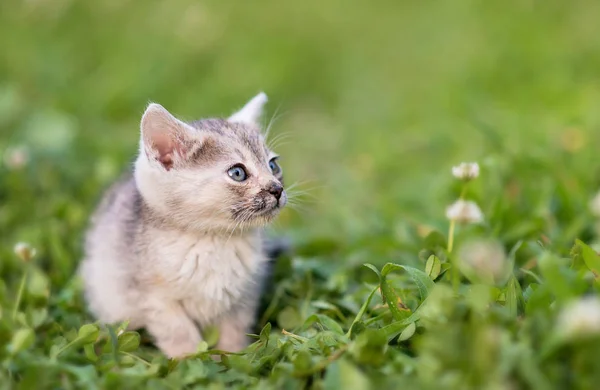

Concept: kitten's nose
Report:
left=267, top=182, right=283, bottom=200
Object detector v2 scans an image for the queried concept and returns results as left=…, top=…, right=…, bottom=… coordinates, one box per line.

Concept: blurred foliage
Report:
left=2, top=0, right=600, bottom=388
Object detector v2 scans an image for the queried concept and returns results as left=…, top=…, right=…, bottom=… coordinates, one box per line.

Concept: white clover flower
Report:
left=14, top=242, right=36, bottom=263
left=3, top=145, right=29, bottom=170
left=457, top=239, right=510, bottom=285
left=452, top=162, right=479, bottom=181
left=590, top=191, right=600, bottom=217
left=557, top=297, right=600, bottom=340
left=446, top=200, right=483, bottom=224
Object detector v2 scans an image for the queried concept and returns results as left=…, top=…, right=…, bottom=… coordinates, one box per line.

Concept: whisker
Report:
left=284, top=203, right=311, bottom=213
left=284, top=179, right=321, bottom=191
left=287, top=190, right=319, bottom=199
left=264, top=104, right=287, bottom=141
left=268, top=132, right=294, bottom=150
left=269, top=131, right=292, bottom=143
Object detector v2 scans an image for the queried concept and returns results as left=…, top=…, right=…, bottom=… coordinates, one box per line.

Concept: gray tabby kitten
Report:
left=79, top=93, right=286, bottom=358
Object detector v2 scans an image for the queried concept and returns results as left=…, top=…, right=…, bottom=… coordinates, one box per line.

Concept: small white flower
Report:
left=452, top=162, right=479, bottom=181
left=590, top=191, right=600, bottom=217
left=3, top=145, right=29, bottom=170
left=446, top=200, right=483, bottom=224
left=14, top=242, right=36, bottom=263
left=557, top=297, right=600, bottom=340
left=457, top=239, right=510, bottom=285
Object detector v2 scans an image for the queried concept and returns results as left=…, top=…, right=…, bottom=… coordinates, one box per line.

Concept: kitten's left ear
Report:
left=140, top=103, right=195, bottom=170
left=228, top=92, right=268, bottom=127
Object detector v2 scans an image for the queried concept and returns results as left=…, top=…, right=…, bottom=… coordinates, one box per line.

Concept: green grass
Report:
left=2, top=0, right=600, bottom=388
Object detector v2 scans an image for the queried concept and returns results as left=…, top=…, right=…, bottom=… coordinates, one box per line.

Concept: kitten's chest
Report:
left=145, top=232, right=266, bottom=309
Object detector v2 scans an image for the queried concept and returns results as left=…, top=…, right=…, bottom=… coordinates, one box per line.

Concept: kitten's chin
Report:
left=255, top=208, right=282, bottom=224
left=239, top=206, right=282, bottom=228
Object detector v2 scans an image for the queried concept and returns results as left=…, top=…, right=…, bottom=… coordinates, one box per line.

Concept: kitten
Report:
left=79, top=93, right=286, bottom=358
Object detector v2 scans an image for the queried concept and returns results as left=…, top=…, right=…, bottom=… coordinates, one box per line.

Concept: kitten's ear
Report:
left=140, top=103, right=193, bottom=170
left=228, top=92, right=268, bottom=126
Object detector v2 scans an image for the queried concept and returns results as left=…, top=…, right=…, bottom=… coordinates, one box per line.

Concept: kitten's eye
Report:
left=269, top=158, right=282, bottom=175
left=227, top=165, right=248, bottom=182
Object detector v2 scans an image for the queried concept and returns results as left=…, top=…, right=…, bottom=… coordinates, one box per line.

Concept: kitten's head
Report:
left=134, top=93, right=286, bottom=232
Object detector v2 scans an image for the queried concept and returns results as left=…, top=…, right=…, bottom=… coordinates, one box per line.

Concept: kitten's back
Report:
left=80, top=173, right=144, bottom=326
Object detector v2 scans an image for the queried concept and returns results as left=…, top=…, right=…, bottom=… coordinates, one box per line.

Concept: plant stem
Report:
left=55, top=340, right=75, bottom=358
left=281, top=329, right=309, bottom=343
left=459, top=184, right=468, bottom=199
left=293, top=345, right=349, bottom=377
left=121, top=351, right=152, bottom=366
left=345, top=285, right=379, bottom=338
left=447, top=219, right=456, bottom=253
left=447, top=183, right=468, bottom=254
left=448, top=184, right=467, bottom=292
left=12, top=267, right=28, bottom=321
left=448, top=219, right=460, bottom=292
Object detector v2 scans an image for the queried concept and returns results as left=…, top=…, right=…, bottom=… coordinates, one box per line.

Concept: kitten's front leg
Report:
left=216, top=307, right=256, bottom=352
left=144, top=300, right=202, bottom=358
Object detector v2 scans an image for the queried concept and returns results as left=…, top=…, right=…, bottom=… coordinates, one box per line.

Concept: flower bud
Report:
left=446, top=200, right=483, bottom=224
left=590, top=191, right=600, bottom=217
left=457, top=239, right=510, bottom=285
left=557, top=297, right=600, bottom=340
left=452, top=162, right=479, bottom=181
left=4, top=146, right=29, bottom=170
left=14, top=242, right=36, bottom=263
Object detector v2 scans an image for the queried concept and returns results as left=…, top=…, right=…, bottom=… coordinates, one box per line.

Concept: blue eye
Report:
left=269, top=158, right=281, bottom=175
left=227, top=165, right=248, bottom=182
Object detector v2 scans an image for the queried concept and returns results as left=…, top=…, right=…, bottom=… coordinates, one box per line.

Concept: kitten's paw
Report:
left=216, top=334, right=249, bottom=353
left=144, top=301, right=203, bottom=359
left=159, top=339, right=201, bottom=359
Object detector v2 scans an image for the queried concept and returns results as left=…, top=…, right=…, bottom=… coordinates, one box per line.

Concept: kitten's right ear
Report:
left=229, top=92, right=268, bottom=126
left=140, top=103, right=192, bottom=171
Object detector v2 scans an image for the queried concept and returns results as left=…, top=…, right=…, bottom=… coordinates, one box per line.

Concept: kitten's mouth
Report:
left=231, top=206, right=279, bottom=227
left=253, top=202, right=282, bottom=218
left=254, top=191, right=286, bottom=214
left=232, top=192, right=286, bottom=225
